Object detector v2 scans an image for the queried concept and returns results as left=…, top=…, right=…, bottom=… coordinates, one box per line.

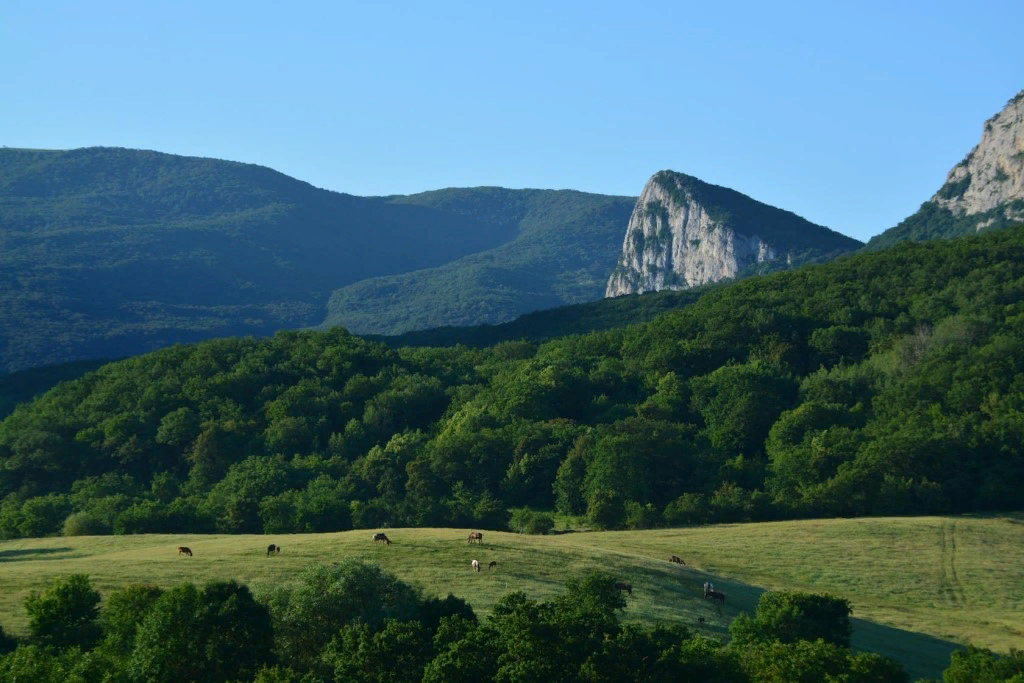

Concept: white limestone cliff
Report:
left=605, top=173, right=781, bottom=297
left=933, top=91, right=1024, bottom=228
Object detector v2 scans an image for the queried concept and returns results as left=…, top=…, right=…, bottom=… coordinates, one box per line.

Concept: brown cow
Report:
left=488, top=560, right=498, bottom=571
left=372, top=532, right=392, bottom=546
left=267, top=544, right=280, bottom=556
left=670, top=555, right=686, bottom=565
left=614, top=582, right=632, bottom=596
left=177, top=546, right=192, bottom=557
left=467, top=531, right=483, bottom=544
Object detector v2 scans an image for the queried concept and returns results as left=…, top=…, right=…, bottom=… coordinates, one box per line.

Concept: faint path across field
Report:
left=938, top=521, right=967, bottom=607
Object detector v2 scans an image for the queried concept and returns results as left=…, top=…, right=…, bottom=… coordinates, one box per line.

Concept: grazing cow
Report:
left=670, top=555, right=686, bottom=565
left=471, top=559, right=480, bottom=572
left=177, top=546, right=192, bottom=557
left=488, top=560, right=498, bottom=571
left=704, top=585, right=726, bottom=608
left=372, top=532, right=392, bottom=546
left=467, top=531, right=483, bottom=544
left=614, top=582, right=632, bottom=596
left=267, top=544, right=280, bottom=556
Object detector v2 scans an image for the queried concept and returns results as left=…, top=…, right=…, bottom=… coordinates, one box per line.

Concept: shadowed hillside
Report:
left=321, top=188, right=637, bottom=335
left=0, top=147, right=524, bottom=372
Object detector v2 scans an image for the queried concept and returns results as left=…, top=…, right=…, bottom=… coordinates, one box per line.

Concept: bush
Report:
left=508, top=508, right=555, bottom=535
left=663, top=493, right=709, bottom=526
left=62, top=512, right=110, bottom=537
left=624, top=501, right=660, bottom=529
left=730, top=591, right=852, bottom=649
left=586, top=490, right=626, bottom=530
left=524, top=511, right=555, bottom=535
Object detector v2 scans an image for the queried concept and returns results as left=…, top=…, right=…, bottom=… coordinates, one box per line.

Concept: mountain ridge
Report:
left=866, top=90, right=1024, bottom=250
left=0, top=147, right=629, bottom=372
left=605, top=170, right=863, bottom=297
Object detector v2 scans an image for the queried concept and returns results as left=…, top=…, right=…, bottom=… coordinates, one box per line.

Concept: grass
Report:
left=2, top=515, right=1022, bottom=680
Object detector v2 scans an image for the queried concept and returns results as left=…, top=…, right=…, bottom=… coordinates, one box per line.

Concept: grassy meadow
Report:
left=2, top=515, right=1022, bottom=680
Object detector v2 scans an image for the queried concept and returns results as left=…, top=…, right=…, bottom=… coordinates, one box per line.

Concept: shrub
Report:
left=507, top=507, right=555, bottom=534
left=624, top=501, right=660, bottom=529
left=62, top=512, right=110, bottom=537
left=524, top=511, right=555, bottom=535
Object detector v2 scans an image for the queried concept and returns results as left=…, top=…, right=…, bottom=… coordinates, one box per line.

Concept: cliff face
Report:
left=866, top=91, right=1024, bottom=250
left=606, top=171, right=861, bottom=297
left=933, top=92, right=1024, bottom=224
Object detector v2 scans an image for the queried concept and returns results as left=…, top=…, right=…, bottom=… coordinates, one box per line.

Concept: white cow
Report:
left=471, top=559, right=480, bottom=572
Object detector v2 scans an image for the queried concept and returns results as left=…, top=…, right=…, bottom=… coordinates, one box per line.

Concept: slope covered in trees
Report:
left=0, top=148, right=635, bottom=372
left=21, top=565, right=1009, bottom=683
left=320, top=188, right=636, bottom=335
left=1, top=224, right=1023, bottom=539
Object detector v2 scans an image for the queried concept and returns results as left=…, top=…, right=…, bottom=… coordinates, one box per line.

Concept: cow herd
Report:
left=172, top=534, right=724, bottom=618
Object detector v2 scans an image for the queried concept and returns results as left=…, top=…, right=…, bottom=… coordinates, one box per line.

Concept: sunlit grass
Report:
left=2, top=515, right=1021, bottom=680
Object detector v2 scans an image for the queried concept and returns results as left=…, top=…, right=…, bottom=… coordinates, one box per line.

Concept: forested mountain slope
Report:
left=320, top=188, right=636, bottom=335
left=0, top=148, right=635, bottom=373
left=1, top=224, right=1022, bottom=540
left=0, top=147, right=522, bottom=372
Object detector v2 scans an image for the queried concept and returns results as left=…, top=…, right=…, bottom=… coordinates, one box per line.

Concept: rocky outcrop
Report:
left=932, top=91, right=1024, bottom=228
left=605, top=171, right=860, bottom=297
left=866, top=90, right=1024, bottom=251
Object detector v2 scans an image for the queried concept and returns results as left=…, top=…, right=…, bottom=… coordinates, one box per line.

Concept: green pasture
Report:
left=2, top=515, right=1022, bottom=680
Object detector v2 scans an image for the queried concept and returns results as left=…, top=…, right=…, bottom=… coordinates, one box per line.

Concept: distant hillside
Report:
left=867, top=90, right=1024, bottom=250
left=0, top=148, right=638, bottom=372
left=320, top=188, right=636, bottom=335
left=606, top=170, right=863, bottom=296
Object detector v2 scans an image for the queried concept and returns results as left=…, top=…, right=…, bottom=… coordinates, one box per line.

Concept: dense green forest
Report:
left=1, top=224, right=1023, bottom=539
left=10, top=565, right=1020, bottom=683
left=0, top=147, right=633, bottom=372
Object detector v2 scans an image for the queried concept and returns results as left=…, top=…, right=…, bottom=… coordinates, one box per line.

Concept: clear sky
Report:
left=3, top=0, right=1022, bottom=243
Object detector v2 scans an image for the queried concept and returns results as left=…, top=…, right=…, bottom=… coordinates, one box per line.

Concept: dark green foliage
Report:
left=24, top=574, right=102, bottom=651
left=321, top=619, right=433, bottom=683
left=865, top=199, right=1024, bottom=250
left=936, top=173, right=972, bottom=200
left=0, top=644, right=127, bottom=683
left=0, top=359, right=111, bottom=420
left=730, top=591, right=852, bottom=648
left=507, top=507, right=555, bottom=534
left=99, top=583, right=164, bottom=657
left=253, top=560, right=424, bottom=673
left=937, top=647, right=1024, bottom=683
left=417, top=594, right=477, bottom=634
left=738, top=639, right=908, bottom=683
left=128, top=580, right=274, bottom=683
left=0, top=625, right=16, bottom=655
left=2, top=225, right=1024, bottom=540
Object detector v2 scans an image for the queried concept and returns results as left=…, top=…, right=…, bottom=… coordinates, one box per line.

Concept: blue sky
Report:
left=3, top=0, right=1022, bottom=242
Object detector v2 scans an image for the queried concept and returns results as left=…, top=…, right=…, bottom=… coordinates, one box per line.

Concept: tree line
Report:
left=3, top=561, right=1021, bottom=682
left=1, top=225, right=1024, bottom=538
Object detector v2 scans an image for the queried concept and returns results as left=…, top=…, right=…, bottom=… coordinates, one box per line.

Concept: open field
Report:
left=2, top=515, right=1022, bottom=680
